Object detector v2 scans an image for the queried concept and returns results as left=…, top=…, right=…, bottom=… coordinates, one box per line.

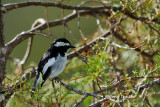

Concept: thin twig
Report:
left=92, top=80, right=96, bottom=103
left=88, top=97, right=110, bottom=107
left=89, top=79, right=160, bottom=106
left=45, top=7, right=53, bottom=37
left=16, top=18, right=49, bottom=70
left=73, top=94, right=88, bottom=107
left=96, top=78, right=105, bottom=98
left=62, top=8, right=66, bottom=37
left=77, top=11, right=87, bottom=41
left=67, top=30, right=112, bottom=59
left=54, top=77, right=103, bottom=98
left=142, top=86, right=152, bottom=107
left=19, top=37, right=33, bottom=70
left=64, top=23, right=78, bottom=43
left=110, top=37, right=160, bottom=50
left=94, top=14, right=104, bottom=32
left=111, top=30, right=154, bottom=58
left=29, top=31, right=54, bottom=40
left=52, top=80, right=60, bottom=107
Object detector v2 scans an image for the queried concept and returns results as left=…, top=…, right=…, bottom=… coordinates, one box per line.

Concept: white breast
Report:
left=49, top=54, right=67, bottom=79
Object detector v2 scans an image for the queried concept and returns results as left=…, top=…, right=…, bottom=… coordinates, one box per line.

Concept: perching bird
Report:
left=32, top=38, right=75, bottom=95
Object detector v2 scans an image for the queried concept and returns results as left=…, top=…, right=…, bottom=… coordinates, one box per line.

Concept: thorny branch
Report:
left=3, top=1, right=160, bottom=25
left=54, top=77, right=103, bottom=98
left=111, top=30, right=154, bottom=58
left=142, top=86, right=152, bottom=107
left=110, top=36, right=160, bottom=57
left=2, top=68, right=36, bottom=105
left=5, top=10, right=111, bottom=55
left=73, top=94, right=88, bottom=107
left=2, top=1, right=120, bottom=13
left=89, top=78, right=160, bottom=107
left=88, top=97, right=109, bottom=107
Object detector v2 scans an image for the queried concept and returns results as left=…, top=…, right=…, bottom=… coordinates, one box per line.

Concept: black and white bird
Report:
left=32, top=38, right=75, bottom=95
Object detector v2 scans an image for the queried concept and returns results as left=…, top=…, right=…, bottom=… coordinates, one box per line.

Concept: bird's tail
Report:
left=31, top=88, right=35, bottom=97
left=31, top=75, right=39, bottom=97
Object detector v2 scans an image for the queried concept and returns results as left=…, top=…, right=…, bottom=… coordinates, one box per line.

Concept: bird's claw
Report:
left=54, top=77, right=61, bottom=82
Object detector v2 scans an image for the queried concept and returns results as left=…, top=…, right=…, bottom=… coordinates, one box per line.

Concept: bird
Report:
left=31, top=38, right=75, bottom=96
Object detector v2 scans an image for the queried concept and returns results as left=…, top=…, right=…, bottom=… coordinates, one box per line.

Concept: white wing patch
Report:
left=54, top=41, right=70, bottom=47
left=42, top=57, right=55, bottom=74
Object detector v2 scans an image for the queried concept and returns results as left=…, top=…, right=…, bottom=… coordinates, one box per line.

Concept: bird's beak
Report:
left=70, top=45, right=76, bottom=48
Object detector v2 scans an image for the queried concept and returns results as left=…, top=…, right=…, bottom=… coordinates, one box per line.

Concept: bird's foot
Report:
left=54, top=77, right=61, bottom=82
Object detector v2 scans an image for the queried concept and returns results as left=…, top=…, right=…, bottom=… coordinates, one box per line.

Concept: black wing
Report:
left=37, top=47, right=58, bottom=73
left=41, top=66, right=52, bottom=87
left=37, top=50, right=51, bottom=73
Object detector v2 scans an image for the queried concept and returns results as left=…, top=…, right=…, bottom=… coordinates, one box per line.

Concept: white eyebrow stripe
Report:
left=54, top=42, right=70, bottom=47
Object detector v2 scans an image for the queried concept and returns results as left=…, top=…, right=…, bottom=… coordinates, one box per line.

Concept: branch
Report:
left=4, top=2, right=159, bottom=57
left=123, top=10, right=160, bottom=24
left=10, top=19, right=46, bottom=71
left=2, top=1, right=121, bottom=13
left=52, top=80, right=61, bottom=107
left=73, top=94, right=88, bottom=107
left=3, top=1, right=160, bottom=25
left=88, top=97, right=109, bottom=107
left=93, top=79, right=124, bottom=94
left=54, top=77, right=102, bottom=98
left=2, top=68, right=36, bottom=106
left=89, top=78, right=160, bottom=106
left=142, top=87, right=152, bottom=107
left=0, top=0, right=4, bottom=47
left=138, top=78, right=160, bottom=93
left=111, top=30, right=154, bottom=58
left=2, top=66, right=160, bottom=106
left=94, top=76, right=160, bottom=95
left=68, top=26, right=155, bottom=60
left=18, top=37, right=33, bottom=69
left=0, top=0, right=5, bottom=105
left=67, top=30, right=112, bottom=59
left=5, top=10, right=111, bottom=55
left=110, top=37, right=159, bottom=50
left=2, top=68, right=103, bottom=106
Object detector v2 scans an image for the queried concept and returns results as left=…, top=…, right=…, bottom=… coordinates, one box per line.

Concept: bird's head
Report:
left=52, top=38, right=75, bottom=49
